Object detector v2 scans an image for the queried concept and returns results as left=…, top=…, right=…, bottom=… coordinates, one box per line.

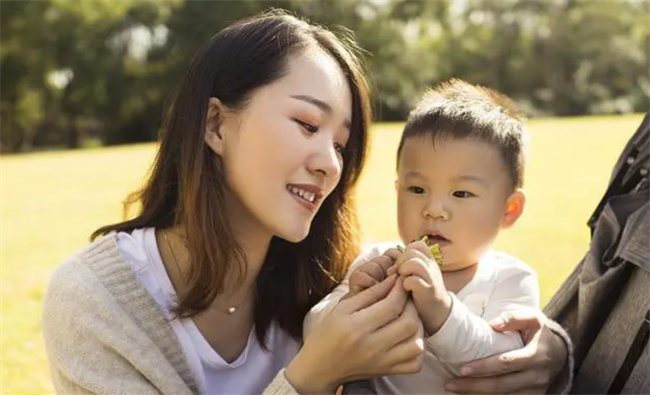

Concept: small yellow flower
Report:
left=396, top=235, right=444, bottom=267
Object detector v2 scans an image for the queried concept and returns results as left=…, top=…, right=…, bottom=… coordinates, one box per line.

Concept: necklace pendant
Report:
left=227, top=306, right=237, bottom=314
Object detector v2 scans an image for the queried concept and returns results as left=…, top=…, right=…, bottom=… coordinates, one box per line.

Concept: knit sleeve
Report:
left=42, top=257, right=195, bottom=395
left=263, top=369, right=301, bottom=395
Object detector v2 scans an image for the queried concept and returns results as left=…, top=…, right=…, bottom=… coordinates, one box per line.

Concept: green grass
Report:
left=0, top=114, right=644, bottom=394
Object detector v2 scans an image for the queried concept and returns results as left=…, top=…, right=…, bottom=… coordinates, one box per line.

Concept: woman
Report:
left=43, top=10, right=567, bottom=395
left=43, top=11, right=423, bottom=394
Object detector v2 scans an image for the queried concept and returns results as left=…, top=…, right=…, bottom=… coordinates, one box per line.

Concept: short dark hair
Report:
left=397, top=78, right=528, bottom=189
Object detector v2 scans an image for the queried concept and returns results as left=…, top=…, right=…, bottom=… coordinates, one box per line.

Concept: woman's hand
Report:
left=444, top=309, right=568, bottom=394
left=286, top=275, right=424, bottom=394
left=347, top=254, right=394, bottom=296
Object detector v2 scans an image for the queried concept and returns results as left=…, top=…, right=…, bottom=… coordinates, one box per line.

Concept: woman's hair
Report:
left=92, top=10, right=371, bottom=346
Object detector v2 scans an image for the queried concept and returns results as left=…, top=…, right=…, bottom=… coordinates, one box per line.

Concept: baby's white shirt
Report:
left=304, top=241, right=540, bottom=395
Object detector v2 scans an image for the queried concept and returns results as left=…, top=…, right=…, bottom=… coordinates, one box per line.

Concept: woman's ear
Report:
left=501, top=189, right=526, bottom=229
left=205, top=97, right=226, bottom=155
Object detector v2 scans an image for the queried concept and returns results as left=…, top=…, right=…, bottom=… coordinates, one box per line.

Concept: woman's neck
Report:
left=222, top=192, right=274, bottom=294
left=227, top=224, right=272, bottom=294
left=163, top=224, right=271, bottom=299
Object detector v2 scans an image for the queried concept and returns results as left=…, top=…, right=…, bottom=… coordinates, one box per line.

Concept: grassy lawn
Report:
left=0, top=113, right=644, bottom=394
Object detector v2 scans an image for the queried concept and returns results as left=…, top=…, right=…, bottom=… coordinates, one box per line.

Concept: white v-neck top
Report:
left=116, top=228, right=301, bottom=395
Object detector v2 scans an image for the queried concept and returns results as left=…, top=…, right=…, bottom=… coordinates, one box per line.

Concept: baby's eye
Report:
left=452, top=190, right=474, bottom=198
left=408, top=186, right=425, bottom=194
left=293, top=118, right=319, bottom=134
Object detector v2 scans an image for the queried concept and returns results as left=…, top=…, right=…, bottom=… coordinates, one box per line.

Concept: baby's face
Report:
left=396, top=136, right=519, bottom=271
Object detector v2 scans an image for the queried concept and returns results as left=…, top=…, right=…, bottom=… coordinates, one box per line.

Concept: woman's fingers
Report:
left=349, top=271, right=379, bottom=294
left=384, top=302, right=424, bottom=358
left=386, top=346, right=425, bottom=375
left=457, top=340, right=539, bottom=377
left=354, top=276, right=408, bottom=329
left=450, top=321, right=567, bottom=395
left=371, top=301, right=421, bottom=348
left=338, top=274, right=397, bottom=315
left=383, top=247, right=402, bottom=261
left=489, top=309, right=543, bottom=332
left=371, top=255, right=394, bottom=276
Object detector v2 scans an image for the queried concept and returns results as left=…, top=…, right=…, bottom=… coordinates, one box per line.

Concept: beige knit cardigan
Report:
left=42, top=234, right=299, bottom=395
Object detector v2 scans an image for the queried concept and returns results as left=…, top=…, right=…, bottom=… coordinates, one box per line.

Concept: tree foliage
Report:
left=1, top=0, right=647, bottom=152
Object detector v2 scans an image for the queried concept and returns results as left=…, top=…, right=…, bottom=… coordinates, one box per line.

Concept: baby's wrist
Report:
left=421, top=291, right=453, bottom=335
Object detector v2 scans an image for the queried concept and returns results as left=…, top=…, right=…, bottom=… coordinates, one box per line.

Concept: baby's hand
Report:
left=348, top=253, right=396, bottom=297
left=392, top=240, right=452, bottom=335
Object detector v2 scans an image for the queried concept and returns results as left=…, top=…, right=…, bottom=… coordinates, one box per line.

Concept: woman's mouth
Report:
left=287, top=185, right=316, bottom=203
left=286, top=183, right=323, bottom=211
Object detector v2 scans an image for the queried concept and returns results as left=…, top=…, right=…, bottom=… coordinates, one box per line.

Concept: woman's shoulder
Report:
left=44, top=232, right=149, bottom=316
left=45, top=234, right=123, bottom=304
left=43, top=230, right=172, bottom=341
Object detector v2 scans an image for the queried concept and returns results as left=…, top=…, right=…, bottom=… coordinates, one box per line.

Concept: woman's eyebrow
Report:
left=290, top=94, right=351, bottom=130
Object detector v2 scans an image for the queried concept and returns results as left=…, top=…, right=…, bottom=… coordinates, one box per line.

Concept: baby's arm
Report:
left=426, top=260, right=540, bottom=375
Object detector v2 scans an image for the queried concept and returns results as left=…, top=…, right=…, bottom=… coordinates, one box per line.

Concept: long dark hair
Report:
left=92, top=10, right=371, bottom=346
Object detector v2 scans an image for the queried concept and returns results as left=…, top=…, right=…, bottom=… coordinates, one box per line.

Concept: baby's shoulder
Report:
left=483, top=250, right=536, bottom=279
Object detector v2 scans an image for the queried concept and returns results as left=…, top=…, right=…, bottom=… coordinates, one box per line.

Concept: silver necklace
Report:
left=163, top=230, right=249, bottom=314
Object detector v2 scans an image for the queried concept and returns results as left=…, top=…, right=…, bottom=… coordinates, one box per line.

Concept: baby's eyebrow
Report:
left=454, top=175, right=489, bottom=187
left=402, top=171, right=425, bottom=179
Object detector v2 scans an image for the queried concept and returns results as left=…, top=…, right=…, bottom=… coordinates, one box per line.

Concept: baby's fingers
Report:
left=396, top=258, right=432, bottom=283
left=402, top=275, right=430, bottom=294
left=405, top=240, right=433, bottom=258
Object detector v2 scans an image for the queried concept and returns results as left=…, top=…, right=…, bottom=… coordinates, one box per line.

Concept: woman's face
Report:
left=209, top=49, right=352, bottom=242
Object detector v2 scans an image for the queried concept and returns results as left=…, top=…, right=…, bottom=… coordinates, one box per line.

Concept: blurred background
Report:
left=2, top=0, right=648, bottom=152
left=1, top=0, right=648, bottom=394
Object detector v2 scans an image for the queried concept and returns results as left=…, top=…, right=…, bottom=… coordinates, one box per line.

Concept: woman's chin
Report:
left=276, top=225, right=311, bottom=243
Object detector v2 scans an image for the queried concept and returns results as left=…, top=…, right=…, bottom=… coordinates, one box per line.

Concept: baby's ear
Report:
left=204, top=97, right=226, bottom=155
left=502, top=189, right=525, bottom=229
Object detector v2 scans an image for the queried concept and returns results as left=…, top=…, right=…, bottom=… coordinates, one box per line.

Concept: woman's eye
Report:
left=453, top=190, right=474, bottom=198
left=407, top=186, right=425, bottom=194
left=334, top=143, right=345, bottom=154
left=294, top=118, right=318, bottom=134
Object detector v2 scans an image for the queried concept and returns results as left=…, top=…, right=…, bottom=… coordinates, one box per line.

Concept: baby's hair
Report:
left=397, top=78, right=529, bottom=189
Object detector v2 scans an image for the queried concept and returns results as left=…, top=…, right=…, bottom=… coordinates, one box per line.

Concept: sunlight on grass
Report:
left=1, top=114, right=644, bottom=394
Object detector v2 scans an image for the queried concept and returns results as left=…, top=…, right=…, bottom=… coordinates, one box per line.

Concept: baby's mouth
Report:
left=424, top=234, right=449, bottom=244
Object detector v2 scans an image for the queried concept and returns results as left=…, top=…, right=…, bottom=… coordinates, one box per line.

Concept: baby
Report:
left=305, top=79, right=540, bottom=394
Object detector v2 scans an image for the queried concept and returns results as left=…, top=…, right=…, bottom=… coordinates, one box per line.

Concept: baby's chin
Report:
left=439, top=260, right=477, bottom=272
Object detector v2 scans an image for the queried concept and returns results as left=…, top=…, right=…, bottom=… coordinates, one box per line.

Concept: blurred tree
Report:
left=1, top=1, right=52, bottom=151
left=1, top=0, right=179, bottom=151
left=1, top=0, right=647, bottom=152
